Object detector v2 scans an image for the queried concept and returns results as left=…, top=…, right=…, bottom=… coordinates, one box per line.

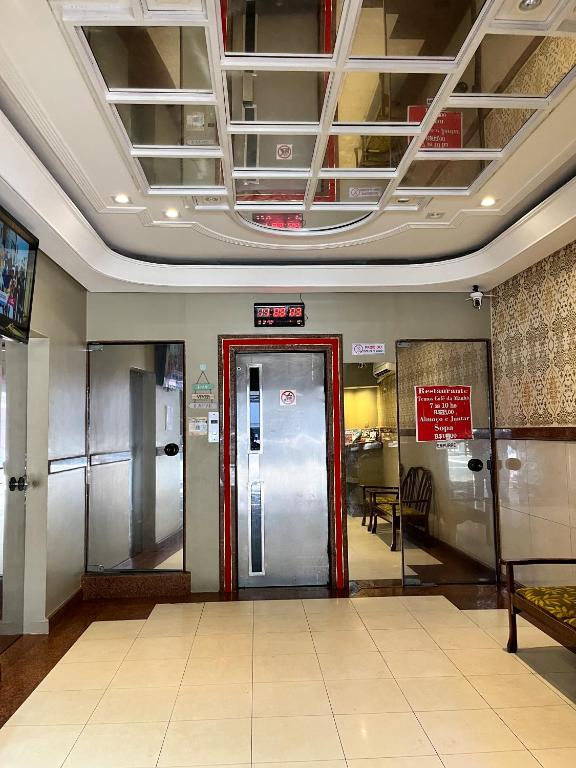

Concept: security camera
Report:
left=466, top=285, right=493, bottom=310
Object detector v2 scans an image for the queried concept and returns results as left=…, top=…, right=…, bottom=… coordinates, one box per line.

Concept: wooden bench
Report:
left=502, top=558, right=576, bottom=653
left=362, top=467, right=432, bottom=551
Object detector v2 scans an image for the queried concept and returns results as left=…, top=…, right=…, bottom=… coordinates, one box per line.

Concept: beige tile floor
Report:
left=2, top=596, right=576, bottom=767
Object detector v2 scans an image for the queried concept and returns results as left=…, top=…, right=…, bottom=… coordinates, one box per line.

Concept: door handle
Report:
left=164, top=443, right=180, bottom=457
left=467, top=459, right=484, bottom=472
left=8, top=476, right=28, bottom=492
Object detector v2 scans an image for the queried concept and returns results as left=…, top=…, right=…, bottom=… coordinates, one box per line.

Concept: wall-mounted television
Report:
left=0, top=205, right=38, bottom=343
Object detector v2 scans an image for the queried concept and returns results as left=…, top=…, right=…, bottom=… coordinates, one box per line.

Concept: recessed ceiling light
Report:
left=397, top=198, right=411, bottom=204
left=426, top=212, right=444, bottom=220
left=518, top=0, right=542, bottom=11
left=164, top=207, right=180, bottom=219
left=113, top=193, right=131, bottom=204
left=481, top=196, right=496, bottom=208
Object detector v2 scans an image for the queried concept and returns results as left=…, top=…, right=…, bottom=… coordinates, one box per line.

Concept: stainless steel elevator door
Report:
left=236, top=352, right=329, bottom=587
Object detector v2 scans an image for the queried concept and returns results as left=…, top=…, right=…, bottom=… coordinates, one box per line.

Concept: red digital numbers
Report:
left=288, top=307, right=302, bottom=317
left=273, top=306, right=287, bottom=318
left=257, top=307, right=271, bottom=318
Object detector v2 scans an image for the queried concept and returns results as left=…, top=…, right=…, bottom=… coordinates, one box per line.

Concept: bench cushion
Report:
left=517, top=586, right=576, bottom=620
left=376, top=503, right=422, bottom=516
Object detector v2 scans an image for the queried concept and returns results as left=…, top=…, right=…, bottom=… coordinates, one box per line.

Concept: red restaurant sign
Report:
left=415, top=385, right=473, bottom=442
left=407, top=106, right=463, bottom=149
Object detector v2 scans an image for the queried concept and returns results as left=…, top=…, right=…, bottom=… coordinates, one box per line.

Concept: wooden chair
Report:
left=367, top=466, right=433, bottom=551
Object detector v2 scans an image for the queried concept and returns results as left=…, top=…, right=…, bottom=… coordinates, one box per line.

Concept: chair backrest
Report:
left=400, top=466, right=432, bottom=514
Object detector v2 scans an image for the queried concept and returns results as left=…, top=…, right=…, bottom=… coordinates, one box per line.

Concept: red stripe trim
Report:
left=222, top=340, right=232, bottom=591
left=332, top=340, right=344, bottom=587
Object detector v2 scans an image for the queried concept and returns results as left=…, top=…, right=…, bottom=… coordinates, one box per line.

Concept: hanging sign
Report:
left=279, top=389, right=297, bottom=406
left=407, top=106, right=463, bottom=149
left=189, top=392, right=216, bottom=408
left=352, top=343, right=385, bottom=356
left=415, top=385, right=473, bottom=442
left=192, top=368, right=214, bottom=394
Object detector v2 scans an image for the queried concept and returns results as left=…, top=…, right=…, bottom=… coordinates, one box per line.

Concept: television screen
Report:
left=0, top=205, right=38, bottom=343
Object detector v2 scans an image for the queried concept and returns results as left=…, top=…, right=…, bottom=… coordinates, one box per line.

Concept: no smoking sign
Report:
left=279, top=389, right=297, bottom=406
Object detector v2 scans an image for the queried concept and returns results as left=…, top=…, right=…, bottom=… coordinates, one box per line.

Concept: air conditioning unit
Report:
left=373, top=361, right=396, bottom=379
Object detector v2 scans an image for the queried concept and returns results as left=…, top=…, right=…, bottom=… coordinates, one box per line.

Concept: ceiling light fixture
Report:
left=113, top=193, right=130, bottom=204
left=518, top=0, right=542, bottom=11
left=480, top=196, right=496, bottom=208
left=164, top=208, right=180, bottom=219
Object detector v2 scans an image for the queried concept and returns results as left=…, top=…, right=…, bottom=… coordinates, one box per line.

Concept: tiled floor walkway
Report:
left=1, top=595, right=576, bottom=767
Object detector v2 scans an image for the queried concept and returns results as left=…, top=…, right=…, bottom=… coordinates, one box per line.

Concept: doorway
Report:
left=0, top=338, right=28, bottom=653
left=86, top=342, right=185, bottom=573
left=220, top=335, right=346, bottom=592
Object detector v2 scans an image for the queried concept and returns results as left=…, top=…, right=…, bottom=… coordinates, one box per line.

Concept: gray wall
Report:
left=87, top=291, right=490, bottom=592
left=30, top=252, right=87, bottom=616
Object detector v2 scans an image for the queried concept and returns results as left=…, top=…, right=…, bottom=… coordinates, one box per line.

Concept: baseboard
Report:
left=82, top=571, right=191, bottom=600
left=48, top=587, right=83, bottom=630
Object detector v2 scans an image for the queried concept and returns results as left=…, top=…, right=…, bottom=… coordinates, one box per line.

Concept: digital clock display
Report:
left=254, top=303, right=305, bottom=327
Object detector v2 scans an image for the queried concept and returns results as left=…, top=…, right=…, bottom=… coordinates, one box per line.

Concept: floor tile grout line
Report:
left=49, top=618, right=145, bottom=767
left=154, top=600, right=205, bottom=768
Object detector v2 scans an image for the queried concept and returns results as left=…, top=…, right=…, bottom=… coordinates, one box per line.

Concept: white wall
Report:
left=87, top=291, right=490, bottom=591
left=498, top=439, right=576, bottom=585
left=30, top=252, right=87, bottom=617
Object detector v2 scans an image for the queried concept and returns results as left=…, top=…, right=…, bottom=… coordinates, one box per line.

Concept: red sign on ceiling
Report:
left=415, top=385, right=473, bottom=442
left=408, top=106, right=463, bottom=150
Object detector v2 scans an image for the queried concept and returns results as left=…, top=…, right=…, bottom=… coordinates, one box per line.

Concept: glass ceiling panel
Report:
left=459, top=35, right=576, bottom=97
left=227, top=71, right=326, bottom=123
left=117, top=104, right=219, bottom=147
left=139, top=157, right=222, bottom=187
left=83, top=27, right=211, bottom=90
left=399, top=159, right=490, bottom=189
left=323, top=134, right=410, bottom=169
left=232, top=134, right=316, bottom=169
left=236, top=178, right=307, bottom=202
left=419, top=106, right=536, bottom=151
left=245, top=211, right=370, bottom=231
left=314, top=178, right=388, bottom=204
left=335, top=72, right=445, bottom=124
left=224, top=0, right=335, bottom=55
left=350, top=0, right=487, bottom=58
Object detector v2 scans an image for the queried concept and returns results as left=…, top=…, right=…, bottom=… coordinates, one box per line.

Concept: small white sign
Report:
left=352, top=343, right=386, bottom=356
left=189, top=416, right=208, bottom=436
left=436, top=441, right=459, bottom=450
left=348, top=186, right=383, bottom=199
left=276, top=143, right=293, bottom=161
left=279, top=389, right=297, bottom=406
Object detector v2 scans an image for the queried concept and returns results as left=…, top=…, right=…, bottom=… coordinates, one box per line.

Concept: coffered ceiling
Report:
left=1, top=0, right=576, bottom=291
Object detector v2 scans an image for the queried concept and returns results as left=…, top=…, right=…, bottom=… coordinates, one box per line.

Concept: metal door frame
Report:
left=219, top=334, right=347, bottom=593
left=395, top=338, right=501, bottom=587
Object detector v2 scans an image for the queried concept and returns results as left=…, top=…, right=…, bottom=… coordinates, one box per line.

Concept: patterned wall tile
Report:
left=492, top=240, right=576, bottom=427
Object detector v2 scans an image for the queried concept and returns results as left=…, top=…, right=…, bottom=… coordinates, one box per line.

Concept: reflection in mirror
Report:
left=87, top=343, right=184, bottom=572
left=396, top=340, right=497, bottom=586
left=343, top=362, right=401, bottom=584
left=350, top=1, right=487, bottom=58
left=83, top=27, right=211, bottom=91
left=224, top=0, right=335, bottom=55
left=241, top=210, right=370, bottom=232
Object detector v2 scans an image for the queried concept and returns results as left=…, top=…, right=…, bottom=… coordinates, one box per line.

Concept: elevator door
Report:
left=236, top=352, right=329, bottom=587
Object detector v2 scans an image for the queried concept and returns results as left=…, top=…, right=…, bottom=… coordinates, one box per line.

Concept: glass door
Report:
left=86, top=342, right=185, bottom=572
left=0, top=338, right=28, bottom=653
left=396, top=340, right=498, bottom=586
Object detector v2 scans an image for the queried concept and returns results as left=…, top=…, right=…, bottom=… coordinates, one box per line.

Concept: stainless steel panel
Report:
left=237, top=352, right=329, bottom=587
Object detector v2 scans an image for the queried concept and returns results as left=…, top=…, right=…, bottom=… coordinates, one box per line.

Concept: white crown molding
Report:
left=1, top=105, right=576, bottom=294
